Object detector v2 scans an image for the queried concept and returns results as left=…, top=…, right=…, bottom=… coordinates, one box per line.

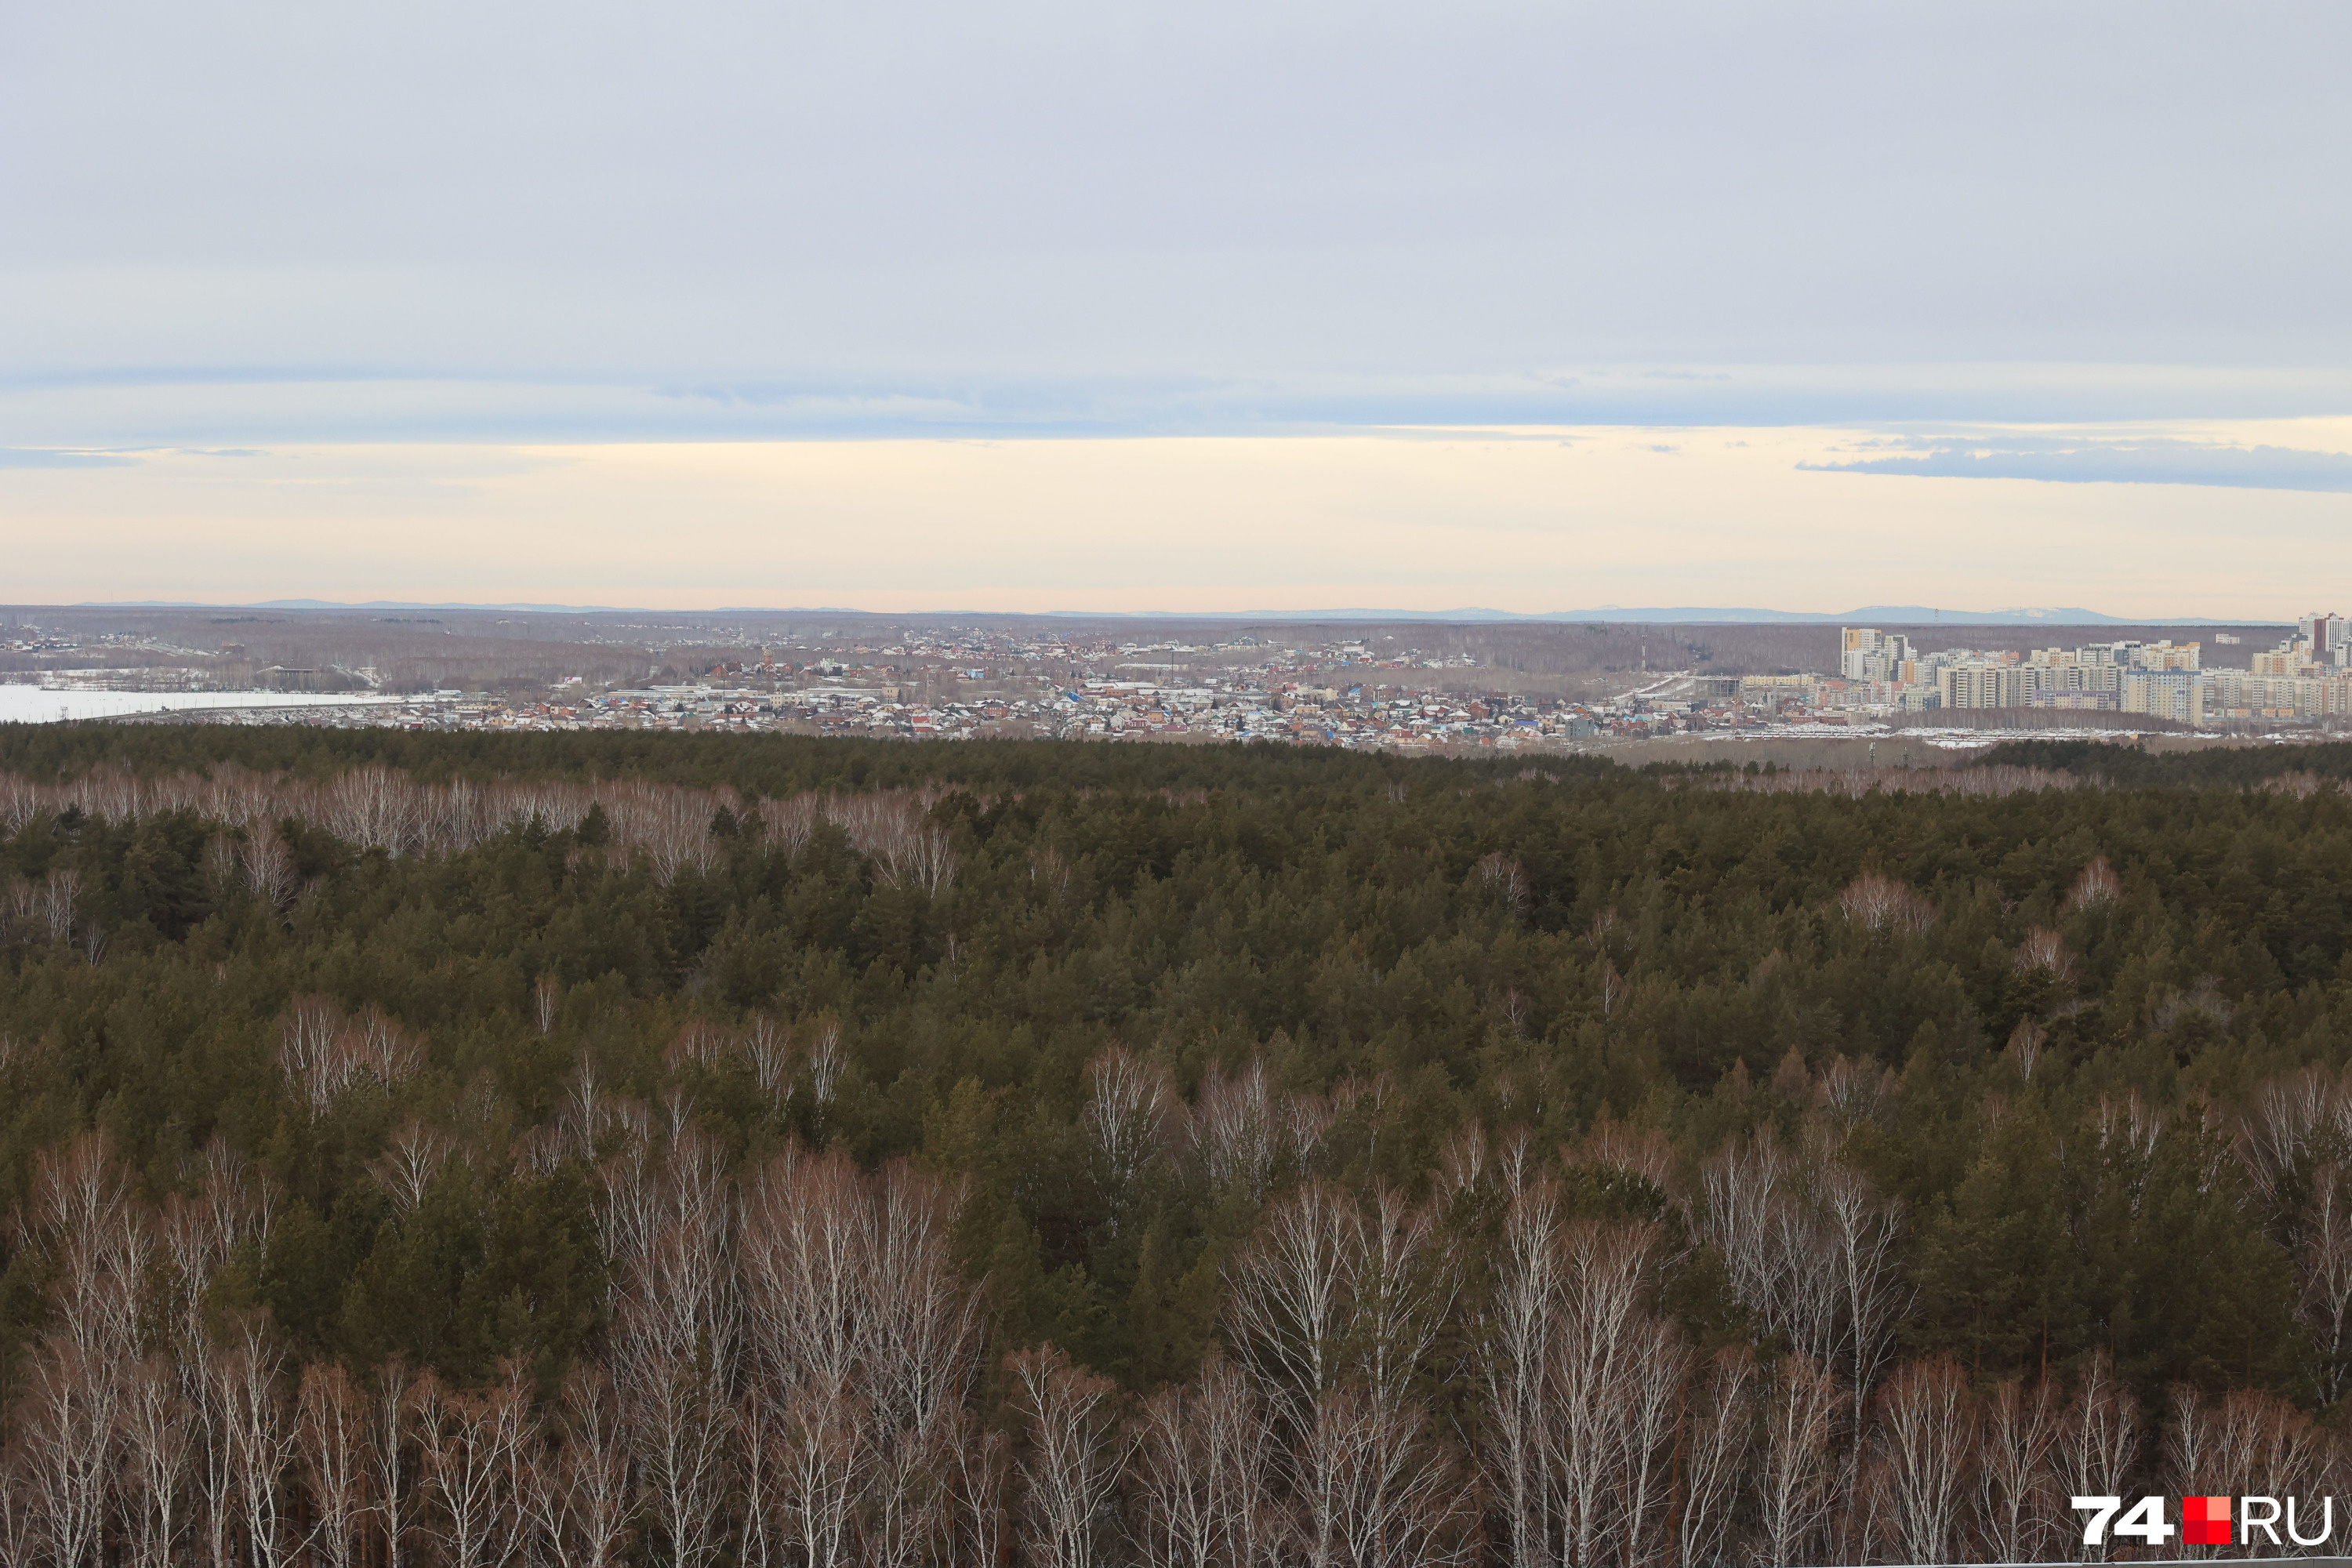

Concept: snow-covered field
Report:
left=0, top=687, right=414, bottom=724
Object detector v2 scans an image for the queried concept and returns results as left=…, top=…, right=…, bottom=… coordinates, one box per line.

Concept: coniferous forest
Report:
left=5, top=724, right=2352, bottom=1567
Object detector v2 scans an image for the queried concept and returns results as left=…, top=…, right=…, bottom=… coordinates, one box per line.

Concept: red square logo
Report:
left=2183, top=1497, right=2232, bottom=1547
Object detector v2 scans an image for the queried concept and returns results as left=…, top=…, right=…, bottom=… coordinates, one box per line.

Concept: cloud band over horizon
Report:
left=1801, top=435, right=2352, bottom=493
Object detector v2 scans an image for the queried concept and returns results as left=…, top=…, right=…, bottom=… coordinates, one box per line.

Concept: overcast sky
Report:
left=4, top=0, right=2347, bottom=612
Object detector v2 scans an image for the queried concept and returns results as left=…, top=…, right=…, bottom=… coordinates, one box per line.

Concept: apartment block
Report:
left=1840, top=628, right=1915, bottom=682
left=1938, top=660, right=2020, bottom=710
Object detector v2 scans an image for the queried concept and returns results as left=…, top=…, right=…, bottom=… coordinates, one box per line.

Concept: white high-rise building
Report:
left=1840, top=627, right=1915, bottom=682
left=2299, top=612, right=2351, bottom=666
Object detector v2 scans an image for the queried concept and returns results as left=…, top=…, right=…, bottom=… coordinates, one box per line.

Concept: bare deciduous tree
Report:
left=2239, top=1065, right=2350, bottom=1206
left=807, top=1019, right=845, bottom=1115
left=735, top=1148, right=980, bottom=1567
left=239, top=819, right=299, bottom=909
left=743, top=1012, right=796, bottom=1109
left=1813, top=1055, right=1897, bottom=1125
left=665, top=1019, right=735, bottom=1074
left=822, top=791, right=960, bottom=895
left=1541, top=1223, right=1675, bottom=1568
left=1696, top=1137, right=1906, bottom=1434
left=1975, top=1377, right=2057, bottom=1565
left=1837, top=872, right=1937, bottom=935
left=1083, top=1047, right=1178, bottom=1225
left=1131, top=1378, right=1220, bottom=1568
left=2013, top=927, right=2078, bottom=985
left=1479, top=1183, right=1566, bottom=1568
left=2293, top=1163, right=2352, bottom=1404
left=0, top=1446, right=38, bottom=1568
left=17, top=1337, right=117, bottom=1568
left=277, top=995, right=346, bottom=1111
left=619, top=1276, right=736, bottom=1568
left=1815, top=1157, right=1909, bottom=1430
left=1203, top=1360, right=1287, bottom=1568
left=369, top=1121, right=460, bottom=1214
left=2056, top=1352, right=2137, bottom=1564
left=1352, top=1186, right=1454, bottom=1417
left=280, top=996, right=426, bottom=1112
left=416, top=1367, right=537, bottom=1568
left=602, top=1128, right=737, bottom=1568
left=953, top=1414, right=1014, bottom=1568
left=216, top=1320, right=299, bottom=1568
left=768, top=1380, right=865, bottom=1568
left=535, top=1361, right=634, bottom=1568
left=121, top=1353, right=193, bottom=1568
left=1192, top=1059, right=1280, bottom=1200
left=869, top=1407, right=955, bottom=1568
left=1012, top=1348, right=1127, bottom=1568
left=2063, top=855, right=2122, bottom=913
left=1753, top=1354, right=1840, bottom=1568
left=1475, top=851, right=1531, bottom=919
left=43, top=865, right=80, bottom=943
left=28, top=1132, right=151, bottom=1367
left=1867, top=1356, right=1975, bottom=1566
left=532, top=973, right=562, bottom=1035
left=296, top=1362, right=370, bottom=1568
left=1614, top=1317, right=1686, bottom=1568
left=1305, top=1383, right=1479, bottom=1568
left=758, top=793, right=822, bottom=858
left=2003, top=1018, right=2048, bottom=1082
left=1679, top=1348, right=1756, bottom=1568
left=1225, top=1180, right=1364, bottom=1421
left=880, top=1162, right=984, bottom=1410
left=366, top=1361, right=423, bottom=1568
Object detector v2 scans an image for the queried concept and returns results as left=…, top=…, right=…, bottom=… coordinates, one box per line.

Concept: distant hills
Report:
left=1432, top=604, right=2278, bottom=626
left=71, top=599, right=2287, bottom=626
left=78, top=598, right=645, bottom=614
left=270, top=599, right=638, bottom=613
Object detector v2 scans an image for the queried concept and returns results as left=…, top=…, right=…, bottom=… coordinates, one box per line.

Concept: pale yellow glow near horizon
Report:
left=5, top=420, right=2349, bottom=619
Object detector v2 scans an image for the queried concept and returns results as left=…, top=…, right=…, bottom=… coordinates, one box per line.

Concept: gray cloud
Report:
left=1799, top=437, right=2352, bottom=493
left=0, top=448, right=135, bottom=469
left=9, top=368, right=2352, bottom=448
left=2, top=0, right=2348, bottom=441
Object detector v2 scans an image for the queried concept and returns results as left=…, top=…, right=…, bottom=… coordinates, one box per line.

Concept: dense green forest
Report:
left=4, top=724, right=2352, bottom=1567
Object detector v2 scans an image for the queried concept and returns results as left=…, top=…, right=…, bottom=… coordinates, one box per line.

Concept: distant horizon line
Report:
left=31, top=599, right=2300, bottom=627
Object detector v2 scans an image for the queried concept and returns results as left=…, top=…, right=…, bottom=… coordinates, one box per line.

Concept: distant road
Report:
left=1622, top=670, right=1697, bottom=702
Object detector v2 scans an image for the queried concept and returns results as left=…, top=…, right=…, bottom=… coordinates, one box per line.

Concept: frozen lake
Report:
left=0, top=687, right=415, bottom=724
